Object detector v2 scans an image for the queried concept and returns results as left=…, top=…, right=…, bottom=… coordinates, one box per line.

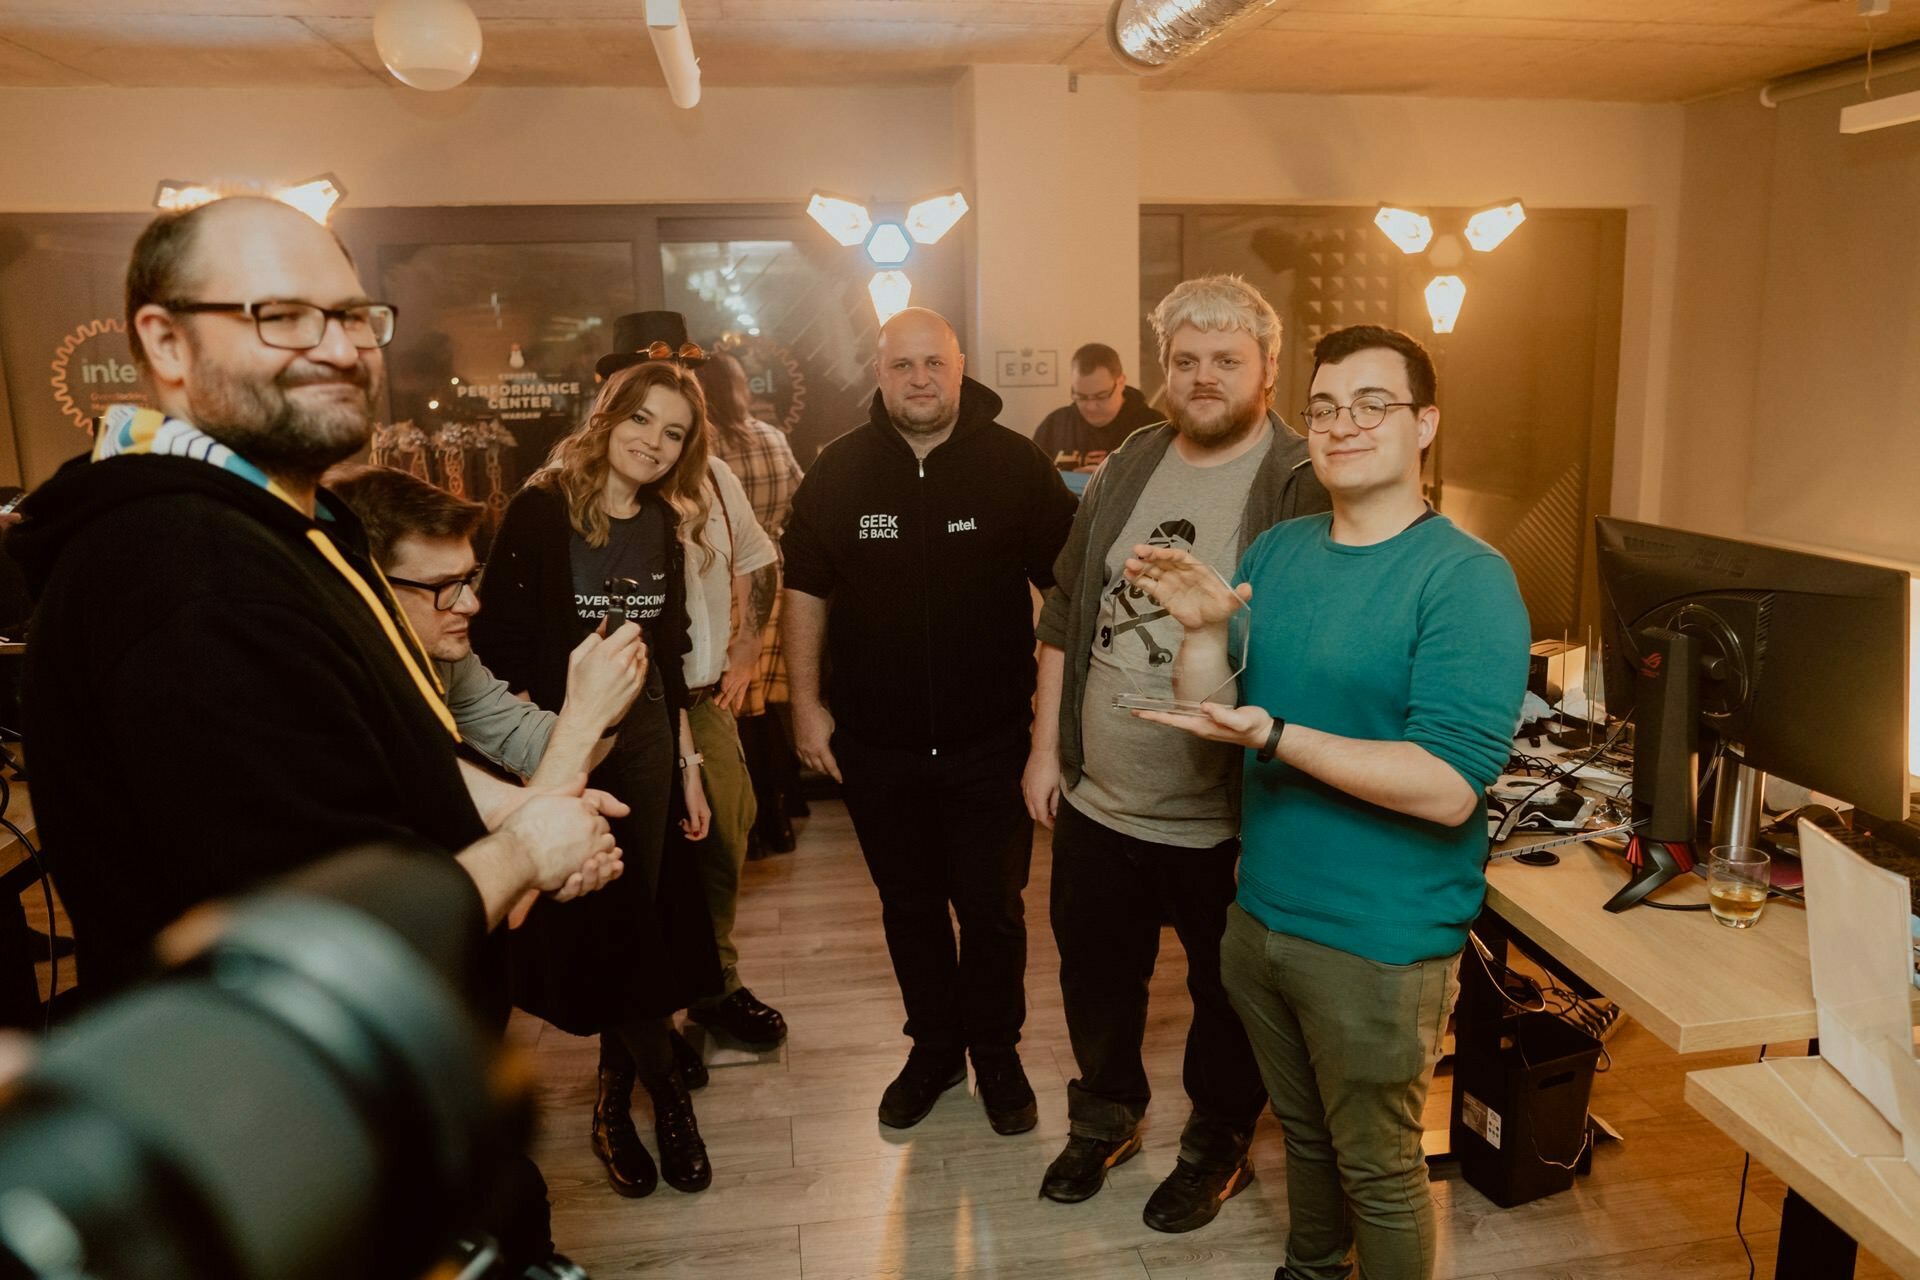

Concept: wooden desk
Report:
left=1688, top=1058, right=1920, bottom=1279
left=1483, top=839, right=1915, bottom=1054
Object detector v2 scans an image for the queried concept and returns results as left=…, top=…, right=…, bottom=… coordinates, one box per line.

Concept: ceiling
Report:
left=0, top=1, right=1911, bottom=102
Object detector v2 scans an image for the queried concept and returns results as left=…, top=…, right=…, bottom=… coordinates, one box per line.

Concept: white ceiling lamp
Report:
left=646, top=0, right=702, bottom=109
left=152, top=173, right=348, bottom=225
left=864, top=223, right=913, bottom=267
left=806, top=193, right=873, bottom=248
left=808, top=189, right=971, bottom=322
left=1374, top=206, right=1433, bottom=255
left=1463, top=199, right=1527, bottom=252
left=1424, top=276, right=1466, bottom=335
left=1107, top=0, right=1282, bottom=71
left=868, top=271, right=912, bottom=325
left=905, top=192, right=969, bottom=245
left=274, top=173, right=348, bottom=225
left=374, top=0, right=483, bottom=92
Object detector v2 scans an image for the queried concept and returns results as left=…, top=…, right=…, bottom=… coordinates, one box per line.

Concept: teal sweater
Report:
left=1235, top=513, right=1530, bottom=964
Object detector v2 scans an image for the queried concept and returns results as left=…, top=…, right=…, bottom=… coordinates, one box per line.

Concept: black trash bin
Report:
left=1449, top=1007, right=1602, bottom=1207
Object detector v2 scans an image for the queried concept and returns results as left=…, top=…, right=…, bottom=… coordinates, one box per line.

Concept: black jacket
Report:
left=783, top=378, right=1077, bottom=751
left=12, top=455, right=488, bottom=1000
left=471, top=481, right=692, bottom=716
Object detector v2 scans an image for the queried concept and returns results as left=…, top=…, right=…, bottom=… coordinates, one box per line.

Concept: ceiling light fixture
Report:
left=905, top=192, right=969, bottom=245
left=1107, top=0, right=1282, bottom=71
left=645, top=0, right=702, bottom=109
left=374, top=0, right=483, bottom=92
left=1463, top=200, right=1527, bottom=252
left=1374, top=198, right=1527, bottom=334
left=808, top=189, right=970, bottom=321
left=868, top=271, right=912, bottom=325
left=1374, top=206, right=1433, bottom=255
left=1424, top=276, right=1466, bottom=335
left=152, top=173, right=349, bottom=225
left=807, top=193, right=873, bottom=248
left=864, top=223, right=913, bottom=267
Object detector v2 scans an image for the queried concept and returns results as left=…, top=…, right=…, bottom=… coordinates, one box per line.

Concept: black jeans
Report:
left=1050, top=796, right=1267, bottom=1171
left=836, top=727, right=1033, bottom=1056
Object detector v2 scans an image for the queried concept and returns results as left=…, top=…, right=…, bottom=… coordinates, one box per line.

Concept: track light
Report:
left=808, top=189, right=970, bottom=322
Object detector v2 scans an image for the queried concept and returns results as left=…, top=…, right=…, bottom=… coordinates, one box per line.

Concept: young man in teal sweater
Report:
left=1131, top=324, right=1529, bottom=1280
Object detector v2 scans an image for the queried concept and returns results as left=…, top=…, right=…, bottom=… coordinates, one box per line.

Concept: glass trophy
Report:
left=1108, top=563, right=1250, bottom=716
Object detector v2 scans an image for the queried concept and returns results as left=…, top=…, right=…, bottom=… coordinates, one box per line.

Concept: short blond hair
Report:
left=1149, top=274, right=1283, bottom=375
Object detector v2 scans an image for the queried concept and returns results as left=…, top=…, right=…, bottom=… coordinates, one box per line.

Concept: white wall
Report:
left=0, top=85, right=959, bottom=209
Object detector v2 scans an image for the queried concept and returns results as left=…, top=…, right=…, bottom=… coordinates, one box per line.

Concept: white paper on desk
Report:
left=1802, top=819, right=1918, bottom=1134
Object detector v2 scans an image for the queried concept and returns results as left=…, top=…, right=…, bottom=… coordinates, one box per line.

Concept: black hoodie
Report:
left=782, top=377, right=1077, bottom=752
left=12, top=454, right=487, bottom=1000
left=1032, top=385, right=1163, bottom=473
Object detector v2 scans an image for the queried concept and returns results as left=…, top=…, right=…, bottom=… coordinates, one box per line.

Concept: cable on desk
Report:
left=1733, top=1043, right=1767, bottom=1280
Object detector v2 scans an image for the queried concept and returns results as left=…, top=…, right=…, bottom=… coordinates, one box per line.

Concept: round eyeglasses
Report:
left=1300, top=396, right=1416, bottom=433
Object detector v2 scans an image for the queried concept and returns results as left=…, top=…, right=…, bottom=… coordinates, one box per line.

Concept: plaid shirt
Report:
left=714, top=418, right=804, bottom=713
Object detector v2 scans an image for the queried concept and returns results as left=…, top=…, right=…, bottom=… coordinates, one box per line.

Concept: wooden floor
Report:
left=517, top=799, right=1899, bottom=1280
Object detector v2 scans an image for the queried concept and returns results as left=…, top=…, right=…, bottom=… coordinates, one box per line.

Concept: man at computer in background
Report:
left=1033, top=343, right=1162, bottom=478
left=13, top=196, right=622, bottom=1269
left=1130, top=323, right=1529, bottom=1280
left=1025, top=275, right=1327, bottom=1232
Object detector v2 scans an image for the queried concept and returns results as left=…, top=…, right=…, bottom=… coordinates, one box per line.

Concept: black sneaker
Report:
left=688, top=987, right=788, bottom=1048
left=877, top=1048, right=968, bottom=1129
left=971, top=1047, right=1038, bottom=1135
left=1040, top=1131, right=1142, bottom=1203
left=1142, top=1155, right=1254, bottom=1233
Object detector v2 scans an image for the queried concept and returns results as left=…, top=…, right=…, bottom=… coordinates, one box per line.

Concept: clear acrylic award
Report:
left=1108, top=562, right=1250, bottom=717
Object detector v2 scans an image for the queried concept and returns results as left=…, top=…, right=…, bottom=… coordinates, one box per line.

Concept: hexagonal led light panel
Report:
left=864, top=222, right=913, bottom=268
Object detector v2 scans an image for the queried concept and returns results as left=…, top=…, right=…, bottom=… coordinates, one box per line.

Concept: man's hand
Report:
left=497, top=774, right=623, bottom=894
left=1022, top=747, right=1062, bottom=829
left=1123, top=545, right=1251, bottom=631
left=564, top=622, right=647, bottom=735
left=681, top=765, right=712, bottom=840
left=1133, top=701, right=1270, bottom=750
left=792, top=699, right=842, bottom=783
left=715, top=629, right=761, bottom=712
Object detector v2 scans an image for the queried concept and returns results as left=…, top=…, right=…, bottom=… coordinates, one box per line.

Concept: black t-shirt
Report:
left=569, top=503, right=671, bottom=637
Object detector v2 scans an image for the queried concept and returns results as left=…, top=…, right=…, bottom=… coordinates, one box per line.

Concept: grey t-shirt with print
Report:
left=1069, top=431, right=1271, bottom=847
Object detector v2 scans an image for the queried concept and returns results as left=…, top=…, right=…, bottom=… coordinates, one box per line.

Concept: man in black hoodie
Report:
left=13, top=196, right=618, bottom=1267
left=781, top=307, right=1076, bottom=1136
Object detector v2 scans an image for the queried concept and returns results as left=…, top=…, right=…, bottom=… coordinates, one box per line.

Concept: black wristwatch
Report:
left=1256, top=714, right=1286, bottom=763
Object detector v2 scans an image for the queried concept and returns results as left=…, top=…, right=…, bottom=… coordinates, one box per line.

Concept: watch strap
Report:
left=1256, top=715, right=1286, bottom=763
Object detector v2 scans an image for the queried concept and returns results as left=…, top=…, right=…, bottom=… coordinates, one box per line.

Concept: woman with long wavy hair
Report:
left=472, top=360, right=722, bottom=1200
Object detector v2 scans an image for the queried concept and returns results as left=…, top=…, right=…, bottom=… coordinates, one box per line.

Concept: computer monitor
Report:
left=1593, top=517, right=1910, bottom=910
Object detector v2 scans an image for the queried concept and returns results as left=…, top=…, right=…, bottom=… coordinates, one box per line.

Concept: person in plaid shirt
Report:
left=697, top=350, right=807, bottom=854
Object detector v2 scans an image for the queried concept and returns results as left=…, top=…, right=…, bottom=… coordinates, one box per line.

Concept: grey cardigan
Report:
left=1035, top=413, right=1331, bottom=789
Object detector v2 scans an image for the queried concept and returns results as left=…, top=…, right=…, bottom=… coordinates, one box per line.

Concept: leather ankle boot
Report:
left=590, top=1065, right=657, bottom=1198
left=642, top=1068, right=713, bottom=1193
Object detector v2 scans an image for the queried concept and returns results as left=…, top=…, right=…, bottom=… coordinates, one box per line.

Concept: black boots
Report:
left=590, top=1065, right=657, bottom=1198
left=642, top=1069, right=713, bottom=1193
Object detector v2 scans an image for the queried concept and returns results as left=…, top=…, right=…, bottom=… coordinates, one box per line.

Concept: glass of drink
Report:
left=1708, top=846, right=1770, bottom=929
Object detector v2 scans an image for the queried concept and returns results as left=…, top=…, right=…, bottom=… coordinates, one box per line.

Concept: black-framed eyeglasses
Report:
left=1070, top=383, right=1119, bottom=406
left=1300, top=396, right=1417, bottom=433
left=164, top=300, right=398, bottom=351
left=388, top=564, right=484, bottom=611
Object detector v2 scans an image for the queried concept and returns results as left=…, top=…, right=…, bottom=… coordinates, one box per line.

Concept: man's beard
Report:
left=1170, top=387, right=1265, bottom=447
left=187, top=352, right=379, bottom=478
left=887, top=393, right=959, bottom=438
